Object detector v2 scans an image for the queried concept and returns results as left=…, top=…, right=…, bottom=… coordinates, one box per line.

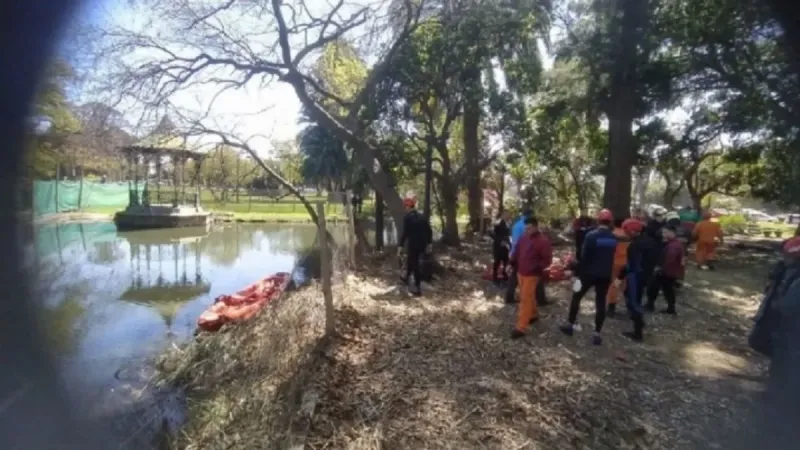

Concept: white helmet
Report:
left=665, top=211, right=680, bottom=222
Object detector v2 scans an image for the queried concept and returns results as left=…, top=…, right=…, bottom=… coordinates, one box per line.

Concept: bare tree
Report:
left=91, top=0, right=427, bottom=231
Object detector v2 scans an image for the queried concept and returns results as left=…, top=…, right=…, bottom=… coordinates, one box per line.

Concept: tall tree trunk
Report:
left=375, top=191, right=384, bottom=251
left=602, top=0, right=647, bottom=220
left=439, top=177, right=461, bottom=246
left=463, top=82, right=483, bottom=234
left=498, top=168, right=505, bottom=215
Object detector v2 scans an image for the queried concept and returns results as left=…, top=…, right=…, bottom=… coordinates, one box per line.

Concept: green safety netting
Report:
left=34, top=222, right=119, bottom=258
left=33, top=180, right=139, bottom=216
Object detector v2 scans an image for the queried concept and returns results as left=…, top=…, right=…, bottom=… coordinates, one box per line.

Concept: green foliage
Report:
left=297, top=124, right=349, bottom=191
left=27, top=58, right=82, bottom=178
left=718, top=213, right=748, bottom=234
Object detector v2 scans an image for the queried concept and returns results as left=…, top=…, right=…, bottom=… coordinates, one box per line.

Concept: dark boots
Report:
left=622, top=315, right=644, bottom=342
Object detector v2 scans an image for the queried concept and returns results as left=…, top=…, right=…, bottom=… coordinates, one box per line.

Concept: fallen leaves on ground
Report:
left=303, top=242, right=770, bottom=450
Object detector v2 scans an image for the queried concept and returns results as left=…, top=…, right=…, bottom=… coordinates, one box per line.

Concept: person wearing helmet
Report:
left=560, top=208, right=618, bottom=345
left=645, top=225, right=682, bottom=315
left=692, top=210, right=724, bottom=270
left=645, top=209, right=666, bottom=243
left=398, top=196, right=433, bottom=297
left=618, top=218, right=659, bottom=342
left=665, top=211, right=688, bottom=285
left=606, top=218, right=631, bottom=318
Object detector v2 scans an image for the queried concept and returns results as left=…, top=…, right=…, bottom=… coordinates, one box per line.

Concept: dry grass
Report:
left=162, top=240, right=775, bottom=450
left=157, top=282, right=328, bottom=449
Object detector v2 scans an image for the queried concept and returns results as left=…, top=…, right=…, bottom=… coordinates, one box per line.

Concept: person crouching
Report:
left=509, top=217, right=553, bottom=339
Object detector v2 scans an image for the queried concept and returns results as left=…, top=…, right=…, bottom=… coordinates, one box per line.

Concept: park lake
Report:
left=29, top=221, right=395, bottom=447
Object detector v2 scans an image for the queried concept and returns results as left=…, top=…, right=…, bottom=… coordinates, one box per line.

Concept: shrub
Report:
left=718, top=214, right=748, bottom=234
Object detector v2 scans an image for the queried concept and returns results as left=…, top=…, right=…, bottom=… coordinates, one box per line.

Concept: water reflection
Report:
left=29, top=222, right=326, bottom=412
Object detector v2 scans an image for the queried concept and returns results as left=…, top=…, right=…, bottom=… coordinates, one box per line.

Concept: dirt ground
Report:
left=300, top=241, right=773, bottom=450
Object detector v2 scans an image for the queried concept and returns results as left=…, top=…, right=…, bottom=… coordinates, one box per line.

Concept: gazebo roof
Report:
left=120, top=116, right=207, bottom=160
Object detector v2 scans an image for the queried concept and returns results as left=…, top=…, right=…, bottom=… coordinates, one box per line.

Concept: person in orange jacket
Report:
left=692, top=210, right=724, bottom=270
left=606, top=218, right=631, bottom=318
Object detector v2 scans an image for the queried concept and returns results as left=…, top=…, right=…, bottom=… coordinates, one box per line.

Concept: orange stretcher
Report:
left=197, top=272, right=292, bottom=332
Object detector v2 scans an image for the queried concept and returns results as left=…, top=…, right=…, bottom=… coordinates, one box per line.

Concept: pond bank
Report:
left=158, top=241, right=772, bottom=449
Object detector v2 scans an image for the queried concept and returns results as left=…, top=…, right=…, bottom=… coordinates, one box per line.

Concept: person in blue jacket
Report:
left=504, top=208, right=531, bottom=304
left=560, top=208, right=618, bottom=345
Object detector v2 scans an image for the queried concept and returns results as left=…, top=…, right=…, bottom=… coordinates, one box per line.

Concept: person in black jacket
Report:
left=398, top=196, right=433, bottom=297
left=491, top=210, right=512, bottom=283
left=618, top=218, right=659, bottom=342
left=561, top=208, right=618, bottom=346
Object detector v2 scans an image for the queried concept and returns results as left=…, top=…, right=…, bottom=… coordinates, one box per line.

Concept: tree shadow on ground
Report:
left=302, top=241, right=773, bottom=450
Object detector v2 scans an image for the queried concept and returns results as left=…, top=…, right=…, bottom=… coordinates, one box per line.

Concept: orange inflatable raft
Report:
left=197, top=272, right=292, bottom=332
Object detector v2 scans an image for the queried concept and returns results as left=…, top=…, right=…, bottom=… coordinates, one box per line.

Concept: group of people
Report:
left=492, top=206, right=729, bottom=344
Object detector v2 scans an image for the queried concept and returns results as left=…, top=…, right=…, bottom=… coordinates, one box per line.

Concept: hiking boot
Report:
left=411, top=288, right=422, bottom=297
left=529, top=316, right=539, bottom=325
left=559, top=323, right=574, bottom=337
left=622, top=331, right=643, bottom=342
left=660, top=308, right=676, bottom=316
left=591, top=333, right=603, bottom=346
left=510, top=329, right=526, bottom=339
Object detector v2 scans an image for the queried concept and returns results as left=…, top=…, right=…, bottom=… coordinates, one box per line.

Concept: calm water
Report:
left=29, top=221, right=349, bottom=445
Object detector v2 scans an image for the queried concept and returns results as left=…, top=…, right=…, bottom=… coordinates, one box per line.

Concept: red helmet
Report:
left=621, top=218, right=644, bottom=235
left=596, top=208, right=613, bottom=222
left=783, top=237, right=800, bottom=255
left=403, top=197, right=417, bottom=208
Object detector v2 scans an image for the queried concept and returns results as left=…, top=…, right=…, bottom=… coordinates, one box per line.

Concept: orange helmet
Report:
left=403, top=197, right=417, bottom=208
left=596, top=208, right=613, bottom=222
left=621, top=218, right=644, bottom=235
left=783, top=237, right=800, bottom=255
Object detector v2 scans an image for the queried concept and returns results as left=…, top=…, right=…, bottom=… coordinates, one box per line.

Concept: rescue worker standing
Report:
left=398, top=196, right=433, bottom=297
left=606, top=218, right=631, bottom=318
left=572, top=214, right=595, bottom=263
left=645, top=225, right=683, bottom=314
left=491, top=210, right=512, bottom=284
left=666, top=211, right=688, bottom=285
left=505, top=208, right=532, bottom=304
left=692, top=210, right=724, bottom=270
left=560, top=208, right=618, bottom=345
left=509, top=217, right=553, bottom=339
left=618, top=218, right=659, bottom=342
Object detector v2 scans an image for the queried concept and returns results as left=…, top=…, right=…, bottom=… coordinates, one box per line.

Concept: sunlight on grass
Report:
left=680, top=341, right=749, bottom=378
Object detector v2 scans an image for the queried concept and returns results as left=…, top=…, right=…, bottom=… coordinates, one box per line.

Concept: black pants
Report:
left=492, top=245, right=509, bottom=281
left=568, top=275, right=611, bottom=332
left=646, top=274, right=676, bottom=311
left=405, top=248, right=422, bottom=289
left=505, top=266, right=548, bottom=305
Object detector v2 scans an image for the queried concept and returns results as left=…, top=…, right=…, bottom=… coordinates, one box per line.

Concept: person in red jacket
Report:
left=645, top=225, right=683, bottom=315
left=510, top=217, right=553, bottom=339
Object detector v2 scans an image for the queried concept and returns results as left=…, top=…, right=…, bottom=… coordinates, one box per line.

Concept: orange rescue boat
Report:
left=197, top=272, right=292, bottom=332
